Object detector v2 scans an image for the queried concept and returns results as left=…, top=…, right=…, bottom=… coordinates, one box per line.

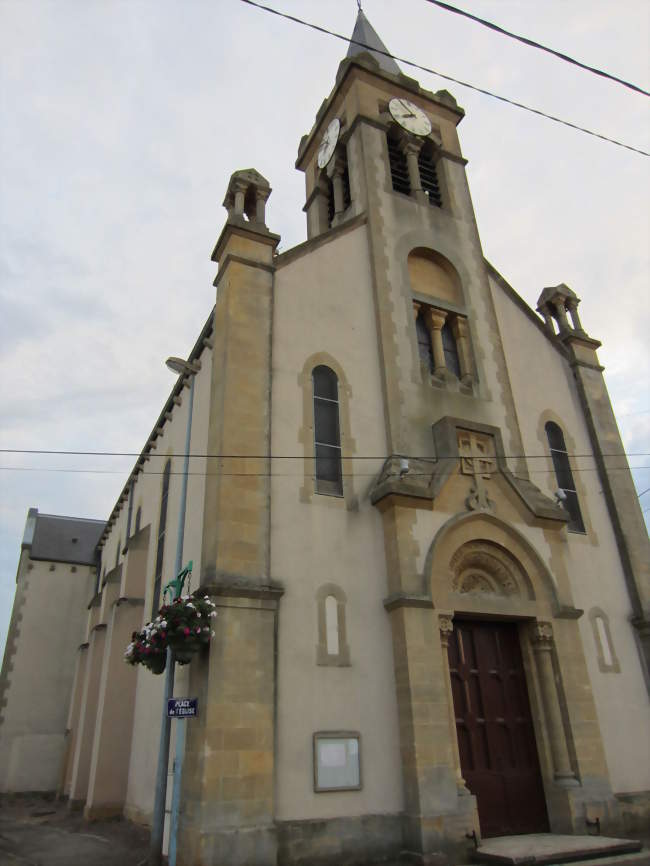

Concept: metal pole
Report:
left=168, top=372, right=195, bottom=866
left=149, top=370, right=195, bottom=866
left=148, top=646, right=175, bottom=866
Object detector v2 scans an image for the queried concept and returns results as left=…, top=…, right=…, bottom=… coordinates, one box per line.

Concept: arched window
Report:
left=441, top=319, right=461, bottom=378
left=313, top=366, right=343, bottom=496
left=545, top=422, right=585, bottom=533
left=316, top=584, right=350, bottom=666
left=115, top=539, right=121, bottom=569
left=588, top=607, right=620, bottom=673
left=325, top=595, right=339, bottom=656
left=151, top=459, right=171, bottom=615
left=134, top=506, right=142, bottom=535
left=416, top=310, right=434, bottom=372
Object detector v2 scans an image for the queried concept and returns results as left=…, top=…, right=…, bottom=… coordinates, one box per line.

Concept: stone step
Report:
left=471, top=833, right=645, bottom=866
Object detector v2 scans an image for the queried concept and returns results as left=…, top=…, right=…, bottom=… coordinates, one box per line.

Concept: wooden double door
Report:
left=447, top=619, right=549, bottom=837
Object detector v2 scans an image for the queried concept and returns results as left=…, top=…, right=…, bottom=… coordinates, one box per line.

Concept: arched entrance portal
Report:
left=427, top=514, right=576, bottom=839
left=447, top=617, right=548, bottom=836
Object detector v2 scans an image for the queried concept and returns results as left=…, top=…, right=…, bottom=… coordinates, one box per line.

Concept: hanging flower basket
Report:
left=124, top=621, right=168, bottom=675
left=162, top=595, right=217, bottom=665
left=124, top=593, right=217, bottom=674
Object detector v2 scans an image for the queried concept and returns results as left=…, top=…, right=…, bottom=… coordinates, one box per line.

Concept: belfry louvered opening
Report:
left=387, top=134, right=410, bottom=195
left=326, top=164, right=351, bottom=228
left=418, top=144, right=442, bottom=207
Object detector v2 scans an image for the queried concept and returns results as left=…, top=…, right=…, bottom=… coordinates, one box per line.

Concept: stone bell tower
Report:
left=295, top=8, right=528, bottom=473
left=178, top=169, right=283, bottom=866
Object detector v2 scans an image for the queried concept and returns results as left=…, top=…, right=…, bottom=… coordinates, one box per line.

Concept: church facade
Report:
left=1, top=12, right=649, bottom=865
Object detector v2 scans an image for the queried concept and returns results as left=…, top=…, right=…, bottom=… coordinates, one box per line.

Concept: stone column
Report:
left=255, top=187, right=270, bottom=225
left=425, top=308, right=448, bottom=377
left=541, top=309, right=555, bottom=335
left=439, top=614, right=469, bottom=795
left=552, top=299, right=571, bottom=333
left=233, top=180, right=247, bottom=217
left=566, top=298, right=584, bottom=333
left=530, top=621, right=578, bottom=786
left=400, top=136, right=426, bottom=204
left=329, top=153, right=346, bottom=217
left=451, top=316, right=474, bottom=385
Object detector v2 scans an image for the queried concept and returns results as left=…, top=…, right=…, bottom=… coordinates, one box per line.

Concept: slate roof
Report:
left=346, top=9, right=402, bottom=76
left=29, top=511, right=105, bottom=565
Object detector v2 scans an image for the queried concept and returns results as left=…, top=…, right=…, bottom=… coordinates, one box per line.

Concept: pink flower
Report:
left=184, top=627, right=190, bottom=636
left=196, top=627, right=201, bottom=634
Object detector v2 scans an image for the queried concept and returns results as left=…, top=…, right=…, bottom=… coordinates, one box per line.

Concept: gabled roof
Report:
left=346, top=9, right=401, bottom=76
left=29, top=511, right=105, bottom=565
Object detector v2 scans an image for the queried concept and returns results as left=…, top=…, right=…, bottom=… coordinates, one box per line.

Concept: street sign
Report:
left=167, top=698, right=198, bottom=718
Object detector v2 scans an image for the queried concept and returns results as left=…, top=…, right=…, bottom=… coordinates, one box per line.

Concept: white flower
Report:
left=211, top=630, right=215, bottom=637
left=161, top=620, right=167, bottom=628
left=210, top=611, right=217, bottom=618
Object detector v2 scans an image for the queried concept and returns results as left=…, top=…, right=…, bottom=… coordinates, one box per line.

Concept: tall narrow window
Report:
left=151, top=459, right=171, bottom=615
left=418, top=144, right=442, bottom=207
left=416, top=310, right=434, bottom=372
left=134, top=506, right=142, bottom=535
left=313, top=366, right=343, bottom=496
left=325, top=595, right=339, bottom=656
left=387, top=133, right=410, bottom=195
left=441, top=319, right=461, bottom=378
left=545, top=422, right=585, bottom=533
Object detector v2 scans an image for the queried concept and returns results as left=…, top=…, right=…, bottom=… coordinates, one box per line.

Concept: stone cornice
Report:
left=213, top=252, right=276, bottom=289
left=211, top=218, right=280, bottom=265
left=383, top=592, right=434, bottom=612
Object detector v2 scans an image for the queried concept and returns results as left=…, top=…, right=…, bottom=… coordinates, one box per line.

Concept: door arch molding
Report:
left=423, top=511, right=577, bottom=617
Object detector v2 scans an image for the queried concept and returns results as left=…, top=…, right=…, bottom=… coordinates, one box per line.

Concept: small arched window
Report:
left=115, top=540, right=121, bottom=569
left=134, top=506, right=142, bottom=535
left=416, top=310, right=434, bottom=372
left=545, top=422, right=585, bottom=533
left=325, top=595, right=339, bottom=656
left=316, top=584, right=350, bottom=666
left=151, top=459, right=172, bottom=615
left=313, top=366, right=343, bottom=496
left=441, top=319, right=461, bottom=379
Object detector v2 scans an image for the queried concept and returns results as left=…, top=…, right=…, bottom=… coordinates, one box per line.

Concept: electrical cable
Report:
left=237, top=0, right=650, bottom=157
left=421, top=0, right=650, bottom=98
left=1, top=465, right=648, bottom=478
left=0, top=448, right=648, bottom=459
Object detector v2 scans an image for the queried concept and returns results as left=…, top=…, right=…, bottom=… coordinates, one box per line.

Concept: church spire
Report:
left=346, top=7, right=402, bottom=76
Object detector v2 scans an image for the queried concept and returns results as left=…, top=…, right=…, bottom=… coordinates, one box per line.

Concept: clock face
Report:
left=388, top=97, right=432, bottom=137
left=317, top=118, right=341, bottom=169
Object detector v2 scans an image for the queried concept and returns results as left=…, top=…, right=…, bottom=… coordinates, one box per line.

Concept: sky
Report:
left=0, top=0, right=648, bottom=656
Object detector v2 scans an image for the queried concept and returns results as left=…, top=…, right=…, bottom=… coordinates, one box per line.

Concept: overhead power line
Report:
left=422, top=0, right=650, bottom=98
left=238, top=0, right=649, bottom=157
left=0, top=448, right=648, bottom=459
left=0, top=465, right=648, bottom=478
